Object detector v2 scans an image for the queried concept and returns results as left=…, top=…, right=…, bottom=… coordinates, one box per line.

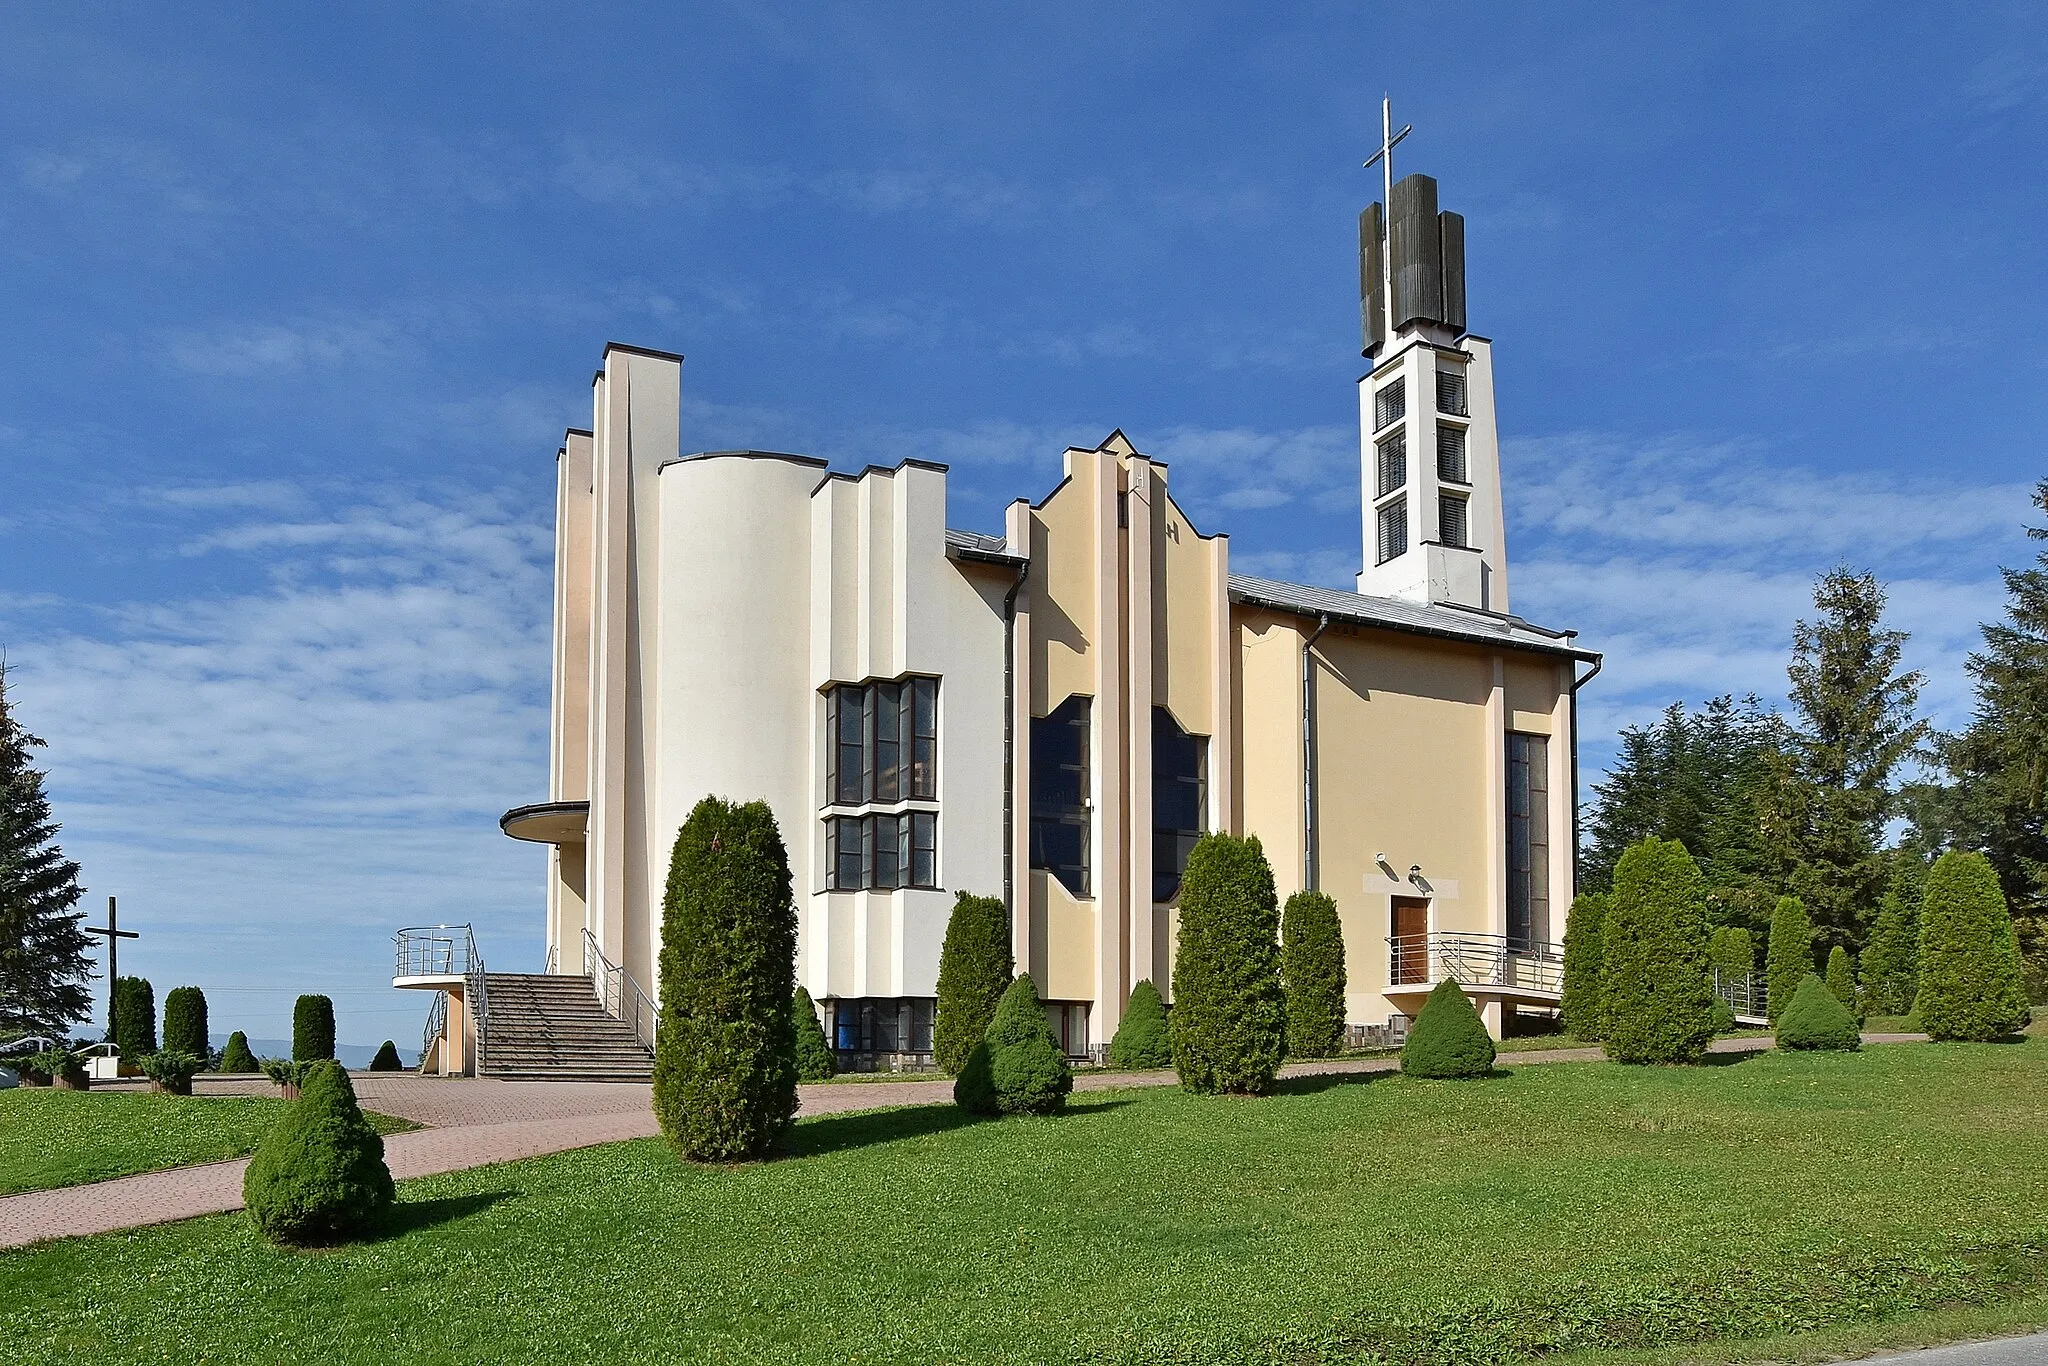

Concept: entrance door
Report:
left=1390, top=897, right=1430, bottom=985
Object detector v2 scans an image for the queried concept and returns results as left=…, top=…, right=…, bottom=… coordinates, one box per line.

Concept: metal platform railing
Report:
left=395, top=924, right=488, bottom=1073
left=1386, top=931, right=1566, bottom=995
left=1713, top=967, right=1767, bottom=1021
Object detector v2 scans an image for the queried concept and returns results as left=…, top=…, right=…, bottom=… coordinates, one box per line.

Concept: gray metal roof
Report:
left=1227, top=573, right=1596, bottom=661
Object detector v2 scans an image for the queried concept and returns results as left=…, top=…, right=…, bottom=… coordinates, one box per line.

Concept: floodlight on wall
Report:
left=1408, top=864, right=1434, bottom=894
left=1375, top=854, right=1396, bottom=879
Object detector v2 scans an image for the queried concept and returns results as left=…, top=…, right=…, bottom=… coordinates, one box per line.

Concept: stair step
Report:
left=474, top=970, right=655, bottom=1081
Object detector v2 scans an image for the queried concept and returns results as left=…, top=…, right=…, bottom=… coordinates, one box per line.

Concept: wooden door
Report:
left=1391, top=897, right=1429, bottom=984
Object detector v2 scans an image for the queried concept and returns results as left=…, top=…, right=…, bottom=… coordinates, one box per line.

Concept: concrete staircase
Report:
left=478, top=973, right=654, bottom=1082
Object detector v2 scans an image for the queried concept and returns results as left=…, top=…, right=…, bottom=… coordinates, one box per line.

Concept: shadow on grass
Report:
left=375, top=1189, right=517, bottom=1240
left=1268, top=1069, right=1399, bottom=1097
left=787, top=1094, right=1131, bottom=1158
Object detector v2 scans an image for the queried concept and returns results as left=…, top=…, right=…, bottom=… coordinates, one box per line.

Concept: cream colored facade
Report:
left=503, top=169, right=1599, bottom=1054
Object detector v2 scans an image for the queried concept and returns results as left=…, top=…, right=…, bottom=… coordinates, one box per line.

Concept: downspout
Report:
left=1302, top=614, right=1332, bottom=892
left=1001, top=559, right=1030, bottom=917
left=1567, top=654, right=1603, bottom=897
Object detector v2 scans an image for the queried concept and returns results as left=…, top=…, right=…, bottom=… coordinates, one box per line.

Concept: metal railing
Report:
left=395, top=924, right=487, bottom=1074
left=420, top=990, right=448, bottom=1071
left=1386, top=931, right=1566, bottom=995
left=581, top=928, right=657, bottom=1054
left=1713, top=967, right=1767, bottom=1021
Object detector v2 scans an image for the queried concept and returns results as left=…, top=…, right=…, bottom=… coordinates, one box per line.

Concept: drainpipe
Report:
left=1001, top=559, right=1030, bottom=917
left=1567, top=653, right=1603, bottom=897
left=1302, top=614, right=1332, bottom=892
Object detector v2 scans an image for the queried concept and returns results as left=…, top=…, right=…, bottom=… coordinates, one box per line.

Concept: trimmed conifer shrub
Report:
left=162, top=986, right=208, bottom=1060
left=367, top=1040, right=403, bottom=1072
left=1558, top=893, right=1607, bottom=1040
left=1400, top=979, right=1495, bottom=1078
left=139, top=1048, right=203, bottom=1095
left=1765, top=896, right=1814, bottom=1025
left=965, top=974, right=1072, bottom=1116
left=793, top=985, right=836, bottom=1081
left=1917, top=850, right=2031, bottom=1042
left=1775, top=973, right=1861, bottom=1051
left=1707, top=926, right=1754, bottom=982
left=1169, top=833, right=1286, bottom=1095
left=651, top=796, right=799, bottom=1161
left=243, top=1060, right=395, bottom=1245
left=1107, top=978, right=1173, bottom=1069
left=218, top=1031, right=259, bottom=1074
left=1280, top=890, right=1346, bottom=1059
left=1600, top=838, right=1718, bottom=1065
left=113, top=976, right=156, bottom=1059
left=933, top=891, right=1012, bottom=1075
left=1859, top=880, right=1921, bottom=1017
left=1825, top=945, right=1862, bottom=1022
left=292, top=994, right=335, bottom=1062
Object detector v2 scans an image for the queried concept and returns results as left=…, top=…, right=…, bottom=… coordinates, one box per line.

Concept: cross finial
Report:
left=1363, top=96, right=1412, bottom=349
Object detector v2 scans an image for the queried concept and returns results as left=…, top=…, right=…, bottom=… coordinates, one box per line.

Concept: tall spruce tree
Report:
left=1758, top=569, right=1929, bottom=957
left=652, top=796, right=800, bottom=1161
left=1765, top=895, right=1814, bottom=1025
left=1558, top=892, right=1607, bottom=1040
left=1598, top=839, right=1718, bottom=1065
left=1279, top=890, right=1346, bottom=1059
left=932, top=891, right=1012, bottom=1075
left=1169, top=833, right=1286, bottom=1095
left=1859, top=865, right=1922, bottom=1017
left=0, top=663, right=91, bottom=1039
left=1917, top=849, right=2031, bottom=1041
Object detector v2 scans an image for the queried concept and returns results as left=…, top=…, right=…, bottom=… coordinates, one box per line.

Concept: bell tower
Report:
left=1352, top=103, right=1509, bottom=614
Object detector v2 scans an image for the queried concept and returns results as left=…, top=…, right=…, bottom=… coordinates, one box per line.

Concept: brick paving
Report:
left=1, top=1031, right=1925, bottom=1250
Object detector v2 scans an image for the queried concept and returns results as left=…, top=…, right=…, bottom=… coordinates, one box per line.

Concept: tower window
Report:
left=1373, top=377, right=1405, bottom=432
left=1376, top=497, right=1408, bottom=565
left=1030, top=695, right=1092, bottom=898
left=1436, top=426, right=1467, bottom=484
left=1151, top=707, right=1207, bottom=903
left=1375, top=430, right=1406, bottom=498
left=1436, top=370, right=1468, bottom=417
left=1438, top=494, right=1468, bottom=549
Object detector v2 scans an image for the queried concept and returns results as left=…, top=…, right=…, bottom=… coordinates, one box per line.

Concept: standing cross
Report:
left=1362, top=95, right=1413, bottom=347
left=84, top=895, right=138, bottom=1041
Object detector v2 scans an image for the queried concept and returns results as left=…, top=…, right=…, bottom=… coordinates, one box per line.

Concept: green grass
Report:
left=5, top=1041, right=2048, bottom=1364
left=0, top=1089, right=413, bottom=1195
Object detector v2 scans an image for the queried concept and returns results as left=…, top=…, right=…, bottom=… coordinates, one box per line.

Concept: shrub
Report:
left=1280, top=890, right=1347, bottom=1059
left=1600, top=838, right=1718, bottom=1065
left=793, top=986, right=836, bottom=1081
left=367, top=1040, right=404, bottom=1072
left=1765, top=896, right=1814, bottom=1025
left=218, top=1032, right=259, bottom=1074
left=139, top=1048, right=203, bottom=1095
left=1860, top=878, right=1921, bottom=1017
left=956, top=974, right=1072, bottom=1116
left=651, top=796, right=799, bottom=1162
left=1775, top=973, right=1861, bottom=1051
left=1825, top=946, right=1862, bottom=1023
left=933, top=891, right=1012, bottom=1075
left=1917, top=850, right=2031, bottom=1042
left=293, top=995, right=336, bottom=1062
left=1107, top=979, right=1173, bottom=1069
left=1400, top=979, right=1495, bottom=1078
left=1559, top=893, right=1608, bottom=1040
left=1169, top=833, right=1286, bottom=1094
left=162, top=986, right=209, bottom=1060
left=26, top=1045, right=86, bottom=1089
left=113, top=976, right=156, bottom=1058
left=1707, top=926, right=1754, bottom=982
left=242, top=1060, right=395, bottom=1245
left=261, top=1057, right=310, bottom=1096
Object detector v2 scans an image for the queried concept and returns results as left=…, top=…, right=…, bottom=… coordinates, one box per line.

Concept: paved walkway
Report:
left=1, top=1032, right=1926, bottom=1251
left=1860, top=1331, right=2048, bottom=1363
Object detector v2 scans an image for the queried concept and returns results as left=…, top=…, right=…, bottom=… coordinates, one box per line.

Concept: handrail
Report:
left=581, top=928, right=657, bottom=1054
left=421, top=990, right=448, bottom=1071
left=1712, top=967, right=1766, bottom=1020
left=395, top=924, right=486, bottom=1073
left=1386, top=930, right=1565, bottom=994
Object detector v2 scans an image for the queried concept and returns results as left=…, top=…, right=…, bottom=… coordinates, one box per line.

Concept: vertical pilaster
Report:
left=1482, top=654, right=1507, bottom=1037
left=1207, top=532, right=1233, bottom=834
left=1547, top=663, right=1576, bottom=942
left=1006, top=498, right=1035, bottom=976
left=1125, top=457, right=1156, bottom=997
left=1091, top=452, right=1125, bottom=1052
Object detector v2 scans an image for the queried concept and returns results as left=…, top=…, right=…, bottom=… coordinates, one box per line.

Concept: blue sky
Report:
left=3, top=4, right=2045, bottom=1044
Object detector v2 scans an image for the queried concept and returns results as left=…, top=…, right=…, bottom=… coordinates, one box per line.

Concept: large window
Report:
left=827, top=811, right=937, bottom=891
left=1506, top=732, right=1550, bottom=948
left=1030, top=695, right=1091, bottom=898
left=1376, top=497, right=1408, bottom=565
left=1373, top=376, right=1406, bottom=431
left=1152, top=707, right=1207, bottom=902
left=825, top=677, right=937, bottom=806
left=1375, top=429, right=1406, bottom=498
left=830, top=997, right=935, bottom=1057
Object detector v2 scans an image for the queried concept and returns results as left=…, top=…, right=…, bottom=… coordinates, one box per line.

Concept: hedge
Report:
left=1600, top=838, right=1717, bottom=1065
left=1917, top=850, right=2031, bottom=1042
left=1825, top=945, right=1862, bottom=1023
left=933, top=891, right=1012, bottom=1075
left=113, top=976, right=155, bottom=1058
left=1775, top=973, right=1861, bottom=1051
left=1169, top=833, right=1286, bottom=1094
left=955, top=974, right=1071, bottom=1116
left=242, top=1060, right=394, bottom=1244
left=1280, top=890, right=1346, bottom=1059
left=367, top=1040, right=404, bottom=1072
left=218, top=1031, right=259, bottom=1074
left=1859, top=880, right=1921, bottom=1017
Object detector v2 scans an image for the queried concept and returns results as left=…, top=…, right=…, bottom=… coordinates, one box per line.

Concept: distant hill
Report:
left=214, top=1036, right=418, bottom=1070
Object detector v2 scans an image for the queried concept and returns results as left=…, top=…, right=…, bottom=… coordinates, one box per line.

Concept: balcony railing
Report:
left=394, top=924, right=489, bottom=1073
left=1713, top=967, right=1767, bottom=1021
left=1387, top=931, right=1565, bottom=996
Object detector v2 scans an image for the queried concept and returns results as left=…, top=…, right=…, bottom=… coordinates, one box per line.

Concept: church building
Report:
left=499, top=163, right=1600, bottom=1065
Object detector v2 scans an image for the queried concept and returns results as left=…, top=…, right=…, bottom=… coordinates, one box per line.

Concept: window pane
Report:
left=911, top=811, right=936, bottom=888
left=835, top=687, right=864, bottom=804
left=1029, top=695, right=1092, bottom=898
left=1374, top=377, right=1405, bottom=431
left=1436, top=425, right=1467, bottom=484
left=1436, top=370, right=1468, bottom=417
left=874, top=681, right=901, bottom=802
left=1151, top=707, right=1207, bottom=903
left=1375, top=429, right=1406, bottom=497
left=911, top=999, right=934, bottom=1053
left=1377, top=497, right=1408, bottom=564
left=871, top=814, right=899, bottom=889
left=833, top=817, right=863, bottom=889
left=911, top=677, right=938, bottom=799
left=1439, top=495, right=1468, bottom=549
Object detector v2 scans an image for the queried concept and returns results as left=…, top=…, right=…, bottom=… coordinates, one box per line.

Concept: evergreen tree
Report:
left=1107, top=978, right=1172, bottom=1068
left=1825, top=945, right=1860, bottom=1021
left=162, top=985, right=209, bottom=1059
left=218, top=1030, right=259, bottom=1074
left=932, top=891, right=1011, bottom=1075
left=1765, top=896, right=1814, bottom=1025
left=114, top=975, right=156, bottom=1057
left=1707, top=926, right=1754, bottom=982
left=1599, top=839, right=1718, bottom=1065
left=1775, top=974, right=1861, bottom=1052
left=1168, top=833, right=1286, bottom=1095
left=367, top=1040, right=403, bottom=1072
left=292, top=994, right=335, bottom=1061
left=242, top=1060, right=395, bottom=1244
left=1399, top=979, right=1495, bottom=1078
left=652, top=796, right=799, bottom=1161
left=954, top=973, right=1071, bottom=1116
left=1558, top=892, right=1607, bottom=1040
left=0, top=664, right=91, bottom=1038
left=1917, top=850, right=2031, bottom=1041
left=1279, top=890, right=1346, bottom=1059
left=1859, top=866, right=1922, bottom=1017
left=1757, top=569, right=1930, bottom=957
left=793, top=985, right=835, bottom=1081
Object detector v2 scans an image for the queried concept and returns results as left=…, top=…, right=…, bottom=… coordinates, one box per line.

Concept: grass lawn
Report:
left=0, top=1088, right=413, bottom=1195
left=5, top=1040, right=2048, bottom=1364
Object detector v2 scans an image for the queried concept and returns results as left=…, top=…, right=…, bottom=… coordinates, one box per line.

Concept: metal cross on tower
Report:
left=84, top=895, right=137, bottom=1041
left=1363, top=95, right=1412, bottom=348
